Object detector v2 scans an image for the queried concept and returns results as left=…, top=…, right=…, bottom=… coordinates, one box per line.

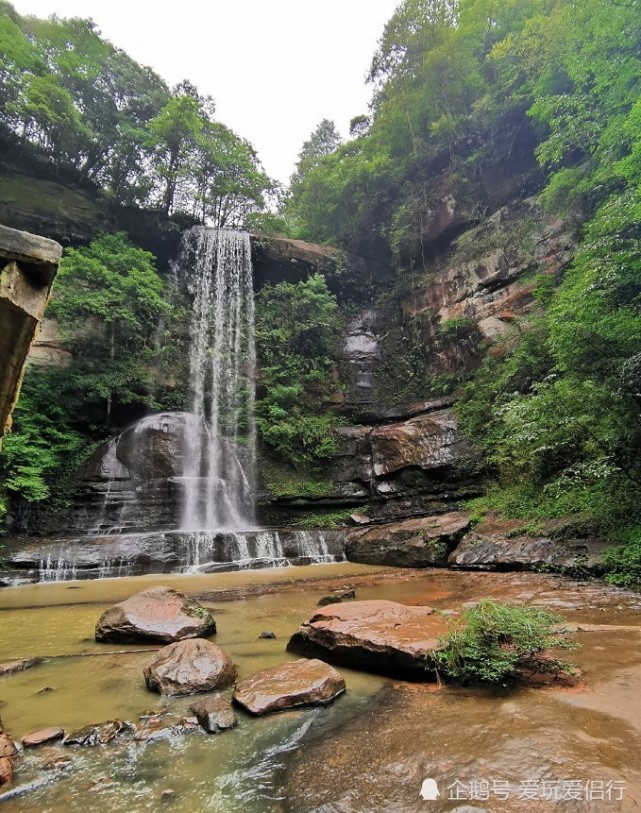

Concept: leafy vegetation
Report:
left=436, top=600, right=575, bottom=684
left=254, top=274, right=342, bottom=468
left=0, top=233, right=185, bottom=525
left=0, top=1, right=272, bottom=225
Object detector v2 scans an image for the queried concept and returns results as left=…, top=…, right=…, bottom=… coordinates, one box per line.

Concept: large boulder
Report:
left=95, top=586, right=215, bottom=644
left=449, top=533, right=609, bottom=574
left=370, top=411, right=458, bottom=477
left=144, top=639, right=237, bottom=696
left=233, top=658, right=345, bottom=715
left=287, top=600, right=448, bottom=679
left=345, top=511, right=471, bottom=567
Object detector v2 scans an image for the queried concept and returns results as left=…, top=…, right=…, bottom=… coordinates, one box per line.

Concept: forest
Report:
left=2, top=0, right=641, bottom=585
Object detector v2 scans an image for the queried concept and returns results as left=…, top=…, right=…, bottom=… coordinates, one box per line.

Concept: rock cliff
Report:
left=0, top=224, right=61, bottom=442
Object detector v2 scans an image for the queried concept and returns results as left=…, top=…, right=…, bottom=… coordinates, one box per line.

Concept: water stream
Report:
left=1, top=567, right=641, bottom=812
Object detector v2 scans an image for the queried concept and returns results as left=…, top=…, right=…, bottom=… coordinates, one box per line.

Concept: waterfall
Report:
left=175, top=228, right=256, bottom=531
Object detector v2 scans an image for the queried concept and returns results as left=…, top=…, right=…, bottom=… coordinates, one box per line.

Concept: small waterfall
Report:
left=175, top=228, right=256, bottom=532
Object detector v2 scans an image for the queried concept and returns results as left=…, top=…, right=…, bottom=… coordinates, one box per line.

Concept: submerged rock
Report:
left=189, top=694, right=237, bottom=733
left=345, top=512, right=470, bottom=567
left=144, top=639, right=237, bottom=696
left=95, top=586, right=216, bottom=644
left=233, top=658, right=345, bottom=715
left=287, top=600, right=448, bottom=679
left=21, top=727, right=64, bottom=748
left=317, top=586, right=356, bottom=606
left=0, top=658, right=42, bottom=678
left=64, top=719, right=134, bottom=747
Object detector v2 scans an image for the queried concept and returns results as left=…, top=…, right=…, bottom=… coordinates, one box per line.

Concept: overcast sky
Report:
left=10, top=0, right=400, bottom=184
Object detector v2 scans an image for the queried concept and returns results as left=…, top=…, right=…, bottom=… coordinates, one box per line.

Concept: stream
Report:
left=1, top=565, right=641, bottom=812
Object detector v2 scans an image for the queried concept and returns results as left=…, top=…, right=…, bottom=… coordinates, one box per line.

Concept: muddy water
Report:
left=1, top=566, right=641, bottom=812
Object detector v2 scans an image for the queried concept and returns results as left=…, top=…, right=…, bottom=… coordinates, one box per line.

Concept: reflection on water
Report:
left=2, top=565, right=641, bottom=812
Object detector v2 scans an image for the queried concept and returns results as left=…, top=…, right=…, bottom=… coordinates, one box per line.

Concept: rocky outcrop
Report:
left=251, top=236, right=386, bottom=303
left=144, top=639, right=237, bottom=696
left=266, top=402, right=478, bottom=527
left=0, top=718, right=17, bottom=787
left=346, top=512, right=471, bottom=567
left=0, top=224, right=61, bottom=441
left=287, top=600, right=448, bottom=679
left=449, top=532, right=609, bottom=574
left=233, top=658, right=346, bottom=715
left=95, top=586, right=215, bottom=643
left=189, top=695, right=237, bottom=733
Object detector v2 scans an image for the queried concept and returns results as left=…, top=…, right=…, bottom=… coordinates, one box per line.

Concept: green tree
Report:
left=50, top=232, right=168, bottom=425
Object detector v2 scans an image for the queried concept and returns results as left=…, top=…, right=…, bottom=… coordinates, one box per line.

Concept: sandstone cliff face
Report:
left=0, top=224, right=61, bottom=441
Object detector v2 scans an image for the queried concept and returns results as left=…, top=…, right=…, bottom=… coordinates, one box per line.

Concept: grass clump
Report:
left=436, top=600, right=575, bottom=685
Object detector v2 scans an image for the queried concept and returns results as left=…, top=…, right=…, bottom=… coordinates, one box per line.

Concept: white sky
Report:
left=10, top=0, right=400, bottom=184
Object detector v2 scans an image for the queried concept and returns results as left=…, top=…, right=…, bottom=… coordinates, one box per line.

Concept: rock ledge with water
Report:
left=95, top=586, right=216, bottom=643
left=287, top=600, right=448, bottom=679
left=233, top=658, right=346, bottom=715
left=144, top=639, right=237, bottom=696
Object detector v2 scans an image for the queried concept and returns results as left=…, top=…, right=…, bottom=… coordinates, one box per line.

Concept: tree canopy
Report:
left=0, top=2, right=272, bottom=225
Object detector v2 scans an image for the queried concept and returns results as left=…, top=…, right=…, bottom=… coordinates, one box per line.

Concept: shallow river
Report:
left=1, top=564, right=641, bottom=812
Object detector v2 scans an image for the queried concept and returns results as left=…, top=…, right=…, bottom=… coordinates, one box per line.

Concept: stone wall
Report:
left=0, top=224, right=61, bottom=443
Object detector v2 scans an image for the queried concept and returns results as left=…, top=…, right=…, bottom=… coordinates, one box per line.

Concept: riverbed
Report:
left=1, top=564, right=641, bottom=812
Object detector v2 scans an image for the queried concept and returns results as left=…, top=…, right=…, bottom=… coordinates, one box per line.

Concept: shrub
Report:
left=436, top=600, right=575, bottom=684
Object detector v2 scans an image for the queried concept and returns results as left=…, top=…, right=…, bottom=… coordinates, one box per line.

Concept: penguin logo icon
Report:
left=420, top=778, right=440, bottom=800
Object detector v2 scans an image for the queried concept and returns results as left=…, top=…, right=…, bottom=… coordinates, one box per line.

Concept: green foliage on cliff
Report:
left=286, top=0, right=641, bottom=255
left=0, top=233, right=183, bottom=522
left=255, top=275, right=342, bottom=467
left=0, top=2, right=272, bottom=225
left=0, top=370, right=92, bottom=511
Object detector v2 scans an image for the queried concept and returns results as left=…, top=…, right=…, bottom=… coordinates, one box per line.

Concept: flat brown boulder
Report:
left=287, top=600, right=448, bottom=679
left=22, top=727, right=64, bottom=748
left=95, top=586, right=215, bottom=643
left=144, top=639, right=236, bottom=696
left=189, top=694, right=237, bottom=733
left=233, top=658, right=345, bottom=715
left=345, top=512, right=470, bottom=567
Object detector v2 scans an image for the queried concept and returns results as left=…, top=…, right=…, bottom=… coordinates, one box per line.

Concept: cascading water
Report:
left=175, top=227, right=257, bottom=531
left=4, top=228, right=347, bottom=583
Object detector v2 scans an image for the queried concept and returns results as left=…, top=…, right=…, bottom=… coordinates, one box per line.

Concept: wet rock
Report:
left=449, top=533, right=609, bottom=574
left=189, top=694, right=238, bottom=733
left=161, top=789, right=175, bottom=799
left=346, top=512, right=471, bottom=567
left=43, top=755, right=73, bottom=771
left=258, top=630, right=276, bottom=639
left=370, top=411, right=459, bottom=477
left=317, top=586, right=356, bottom=606
left=144, top=639, right=236, bottom=696
left=0, top=718, right=17, bottom=787
left=21, top=728, right=64, bottom=748
left=287, top=600, right=448, bottom=679
left=95, top=586, right=216, bottom=644
left=64, top=719, right=134, bottom=747
left=233, top=658, right=345, bottom=716
left=0, top=658, right=42, bottom=677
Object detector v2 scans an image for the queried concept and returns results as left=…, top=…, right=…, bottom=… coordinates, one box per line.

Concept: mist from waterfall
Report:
left=175, top=227, right=256, bottom=531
